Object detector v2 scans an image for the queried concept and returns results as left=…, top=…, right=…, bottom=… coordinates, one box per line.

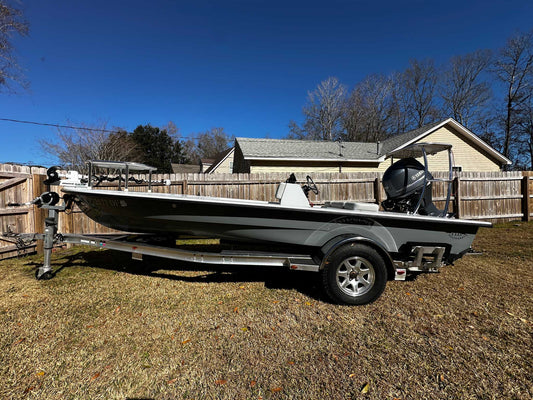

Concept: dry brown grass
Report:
left=1, top=222, right=532, bottom=400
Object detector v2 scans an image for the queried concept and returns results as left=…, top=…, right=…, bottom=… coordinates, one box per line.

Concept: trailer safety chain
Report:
left=2, top=226, right=38, bottom=257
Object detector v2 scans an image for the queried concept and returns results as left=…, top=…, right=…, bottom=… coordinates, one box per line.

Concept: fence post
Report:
left=182, top=180, right=188, bottom=195
left=373, top=177, right=382, bottom=205
left=522, top=175, right=531, bottom=222
left=453, top=177, right=461, bottom=219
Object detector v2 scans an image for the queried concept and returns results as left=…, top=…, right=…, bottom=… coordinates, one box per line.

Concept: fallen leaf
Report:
left=23, top=386, right=35, bottom=394
left=181, top=339, right=191, bottom=344
left=241, top=327, right=248, bottom=332
left=360, top=382, right=370, bottom=393
left=167, top=378, right=178, bottom=385
left=271, top=387, right=282, bottom=392
left=13, top=338, right=25, bottom=345
left=233, top=307, right=239, bottom=313
left=406, top=292, right=411, bottom=296
left=250, top=380, right=257, bottom=387
left=239, top=285, right=245, bottom=289
left=90, top=372, right=101, bottom=381
left=215, top=379, right=227, bottom=385
left=287, top=361, right=295, bottom=365
left=114, top=306, right=121, bottom=313
left=36, top=371, right=45, bottom=376
left=349, top=373, right=356, bottom=378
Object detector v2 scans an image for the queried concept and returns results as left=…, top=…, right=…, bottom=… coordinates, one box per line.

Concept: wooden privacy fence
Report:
left=0, top=166, right=531, bottom=259
left=0, top=164, right=47, bottom=259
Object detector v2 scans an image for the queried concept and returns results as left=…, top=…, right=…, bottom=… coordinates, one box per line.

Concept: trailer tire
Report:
left=35, top=269, right=54, bottom=280
left=321, top=243, right=387, bottom=305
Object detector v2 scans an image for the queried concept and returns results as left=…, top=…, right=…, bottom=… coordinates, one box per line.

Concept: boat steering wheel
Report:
left=305, top=175, right=319, bottom=195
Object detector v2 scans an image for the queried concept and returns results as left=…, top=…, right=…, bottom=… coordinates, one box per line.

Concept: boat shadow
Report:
left=28, top=248, right=325, bottom=302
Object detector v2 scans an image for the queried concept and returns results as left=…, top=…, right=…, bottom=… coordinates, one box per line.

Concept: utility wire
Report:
left=0, top=117, right=201, bottom=139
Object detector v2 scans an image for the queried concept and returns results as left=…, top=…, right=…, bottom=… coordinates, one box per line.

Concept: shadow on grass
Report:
left=25, top=248, right=326, bottom=302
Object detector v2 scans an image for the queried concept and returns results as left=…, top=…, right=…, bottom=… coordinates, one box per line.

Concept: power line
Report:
left=0, top=117, right=121, bottom=133
left=0, top=117, right=202, bottom=139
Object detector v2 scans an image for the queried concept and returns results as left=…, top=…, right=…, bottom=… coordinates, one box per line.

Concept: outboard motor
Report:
left=381, top=158, right=442, bottom=216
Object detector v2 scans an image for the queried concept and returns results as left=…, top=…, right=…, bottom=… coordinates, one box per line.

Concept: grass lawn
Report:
left=1, top=222, right=531, bottom=399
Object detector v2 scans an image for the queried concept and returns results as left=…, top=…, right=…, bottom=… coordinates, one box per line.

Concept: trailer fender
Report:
left=319, top=236, right=395, bottom=280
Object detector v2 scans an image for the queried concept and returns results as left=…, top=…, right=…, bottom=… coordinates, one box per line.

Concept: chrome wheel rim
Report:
left=336, top=256, right=375, bottom=297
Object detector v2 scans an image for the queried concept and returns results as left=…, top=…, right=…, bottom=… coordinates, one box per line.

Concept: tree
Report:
left=343, top=74, right=396, bottom=142
left=0, top=1, right=29, bottom=92
left=492, top=30, right=533, bottom=164
left=189, top=127, right=231, bottom=161
left=39, top=123, right=139, bottom=172
left=401, top=59, right=441, bottom=129
left=518, top=97, right=533, bottom=169
left=441, top=50, right=492, bottom=130
left=289, top=77, right=347, bottom=141
left=130, top=124, right=186, bottom=173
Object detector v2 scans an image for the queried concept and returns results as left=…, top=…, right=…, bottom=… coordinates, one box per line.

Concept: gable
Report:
left=421, top=126, right=502, bottom=171
left=383, top=119, right=511, bottom=168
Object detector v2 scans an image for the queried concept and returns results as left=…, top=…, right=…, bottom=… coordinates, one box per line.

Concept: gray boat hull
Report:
left=62, top=187, right=490, bottom=264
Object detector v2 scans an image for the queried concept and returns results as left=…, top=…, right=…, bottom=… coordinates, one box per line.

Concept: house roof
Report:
left=171, top=163, right=201, bottom=173
left=236, top=118, right=511, bottom=166
left=380, top=120, right=444, bottom=155
left=236, top=137, right=382, bottom=162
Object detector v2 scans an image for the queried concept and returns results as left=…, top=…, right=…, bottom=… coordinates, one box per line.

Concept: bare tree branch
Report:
left=0, top=1, right=29, bottom=92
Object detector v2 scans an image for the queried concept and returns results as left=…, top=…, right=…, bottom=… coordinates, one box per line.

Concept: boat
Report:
left=31, top=142, right=491, bottom=305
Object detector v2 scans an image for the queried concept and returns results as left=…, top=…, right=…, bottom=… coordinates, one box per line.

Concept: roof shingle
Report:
left=236, top=137, right=381, bottom=160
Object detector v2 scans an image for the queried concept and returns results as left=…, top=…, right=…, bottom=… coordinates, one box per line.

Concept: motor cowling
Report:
left=381, top=158, right=441, bottom=215
left=382, top=158, right=430, bottom=199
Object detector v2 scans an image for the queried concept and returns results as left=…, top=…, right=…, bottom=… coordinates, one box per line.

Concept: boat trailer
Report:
left=5, top=197, right=447, bottom=285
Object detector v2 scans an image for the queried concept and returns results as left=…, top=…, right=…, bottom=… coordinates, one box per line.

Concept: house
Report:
left=233, top=118, right=511, bottom=173
left=200, top=158, right=214, bottom=173
left=203, top=148, right=235, bottom=174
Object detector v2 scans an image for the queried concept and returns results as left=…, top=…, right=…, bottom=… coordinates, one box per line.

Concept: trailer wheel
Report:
left=321, top=243, right=387, bottom=305
left=35, top=269, right=54, bottom=280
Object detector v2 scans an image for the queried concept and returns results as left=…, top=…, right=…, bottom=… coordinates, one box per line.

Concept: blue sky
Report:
left=1, top=0, right=532, bottom=165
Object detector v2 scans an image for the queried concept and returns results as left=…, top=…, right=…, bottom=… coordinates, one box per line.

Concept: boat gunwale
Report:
left=61, top=186, right=491, bottom=228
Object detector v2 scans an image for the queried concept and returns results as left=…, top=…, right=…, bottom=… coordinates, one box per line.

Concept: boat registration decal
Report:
left=449, top=232, right=467, bottom=240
